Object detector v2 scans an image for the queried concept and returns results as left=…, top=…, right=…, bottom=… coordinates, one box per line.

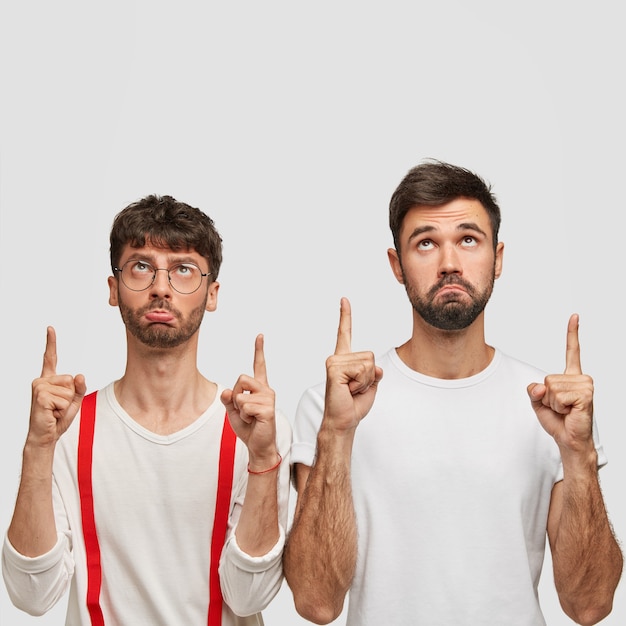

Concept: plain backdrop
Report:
left=1, top=1, right=624, bottom=625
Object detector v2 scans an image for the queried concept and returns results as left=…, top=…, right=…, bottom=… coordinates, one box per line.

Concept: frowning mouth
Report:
left=429, top=276, right=474, bottom=300
left=438, top=284, right=466, bottom=295
left=145, top=310, right=176, bottom=323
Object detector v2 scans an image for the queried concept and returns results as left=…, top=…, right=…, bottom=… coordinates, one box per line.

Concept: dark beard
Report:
left=404, top=272, right=494, bottom=331
left=118, top=298, right=206, bottom=349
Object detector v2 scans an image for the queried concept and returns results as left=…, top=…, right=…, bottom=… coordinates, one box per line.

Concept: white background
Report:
left=1, top=1, right=624, bottom=624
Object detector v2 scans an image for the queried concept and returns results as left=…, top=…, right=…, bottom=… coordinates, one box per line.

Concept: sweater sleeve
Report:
left=218, top=409, right=292, bottom=617
left=2, top=471, right=75, bottom=616
left=2, top=530, right=74, bottom=616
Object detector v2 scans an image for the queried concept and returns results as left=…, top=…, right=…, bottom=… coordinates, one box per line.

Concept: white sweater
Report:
left=3, top=382, right=292, bottom=626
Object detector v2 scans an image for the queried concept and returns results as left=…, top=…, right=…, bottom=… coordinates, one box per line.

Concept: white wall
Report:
left=1, top=1, right=624, bottom=624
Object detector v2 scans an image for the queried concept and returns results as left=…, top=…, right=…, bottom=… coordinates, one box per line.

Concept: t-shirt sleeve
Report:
left=290, top=381, right=326, bottom=468
left=594, top=414, right=608, bottom=469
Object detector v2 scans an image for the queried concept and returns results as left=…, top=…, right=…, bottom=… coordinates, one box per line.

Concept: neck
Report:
left=114, top=336, right=216, bottom=434
left=397, top=314, right=494, bottom=379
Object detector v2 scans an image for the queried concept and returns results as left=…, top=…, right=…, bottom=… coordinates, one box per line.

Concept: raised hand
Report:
left=527, top=314, right=595, bottom=455
left=221, top=334, right=278, bottom=469
left=322, top=297, right=383, bottom=432
left=29, top=327, right=87, bottom=447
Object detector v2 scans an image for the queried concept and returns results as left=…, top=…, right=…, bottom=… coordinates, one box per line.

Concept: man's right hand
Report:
left=322, top=297, right=383, bottom=433
left=29, top=326, right=87, bottom=447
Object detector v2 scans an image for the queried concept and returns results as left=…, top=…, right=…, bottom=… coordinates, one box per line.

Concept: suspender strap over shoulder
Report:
left=77, top=391, right=237, bottom=626
left=208, top=414, right=237, bottom=625
left=77, top=391, right=105, bottom=626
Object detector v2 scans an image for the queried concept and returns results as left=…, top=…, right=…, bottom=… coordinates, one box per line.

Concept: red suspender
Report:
left=77, top=392, right=237, bottom=626
left=77, top=391, right=104, bottom=626
left=208, top=415, right=237, bottom=625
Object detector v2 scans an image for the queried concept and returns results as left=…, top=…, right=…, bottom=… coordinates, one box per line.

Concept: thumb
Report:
left=220, top=388, right=234, bottom=410
left=67, top=374, right=88, bottom=420
left=527, top=382, right=545, bottom=407
left=75, top=374, right=88, bottom=399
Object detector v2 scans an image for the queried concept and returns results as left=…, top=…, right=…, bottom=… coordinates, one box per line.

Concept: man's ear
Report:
left=108, top=275, right=119, bottom=306
left=494, top=241, right=504, bottom=279
left=387, top=248, right=405, bottom=284
left=205, top=281, right=220, bottom=312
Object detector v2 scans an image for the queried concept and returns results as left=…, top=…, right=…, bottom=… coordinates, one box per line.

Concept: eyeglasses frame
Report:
left=113, top=259, right=212, bottom=295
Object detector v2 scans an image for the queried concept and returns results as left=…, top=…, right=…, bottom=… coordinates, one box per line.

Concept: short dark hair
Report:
left=389, top=160, right=501, bottom=252
left=110, top=194, right=223, bottom=279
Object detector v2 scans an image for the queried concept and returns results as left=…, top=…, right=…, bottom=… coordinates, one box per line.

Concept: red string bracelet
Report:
left=247, top=453, right=282, bottom=475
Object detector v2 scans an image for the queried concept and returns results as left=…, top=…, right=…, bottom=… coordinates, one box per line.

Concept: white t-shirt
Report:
left=291, top=348, right=607, bottom=626
left=3, top=382, right=292, bottom=626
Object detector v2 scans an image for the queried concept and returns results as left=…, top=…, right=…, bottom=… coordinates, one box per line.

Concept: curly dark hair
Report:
left=109, top=194, right=223, bottom=279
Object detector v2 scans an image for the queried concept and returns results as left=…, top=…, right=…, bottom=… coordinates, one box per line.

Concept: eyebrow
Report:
left=407, top=221, right=488, bottom=243
left=123, top=253, right=202, bottom=267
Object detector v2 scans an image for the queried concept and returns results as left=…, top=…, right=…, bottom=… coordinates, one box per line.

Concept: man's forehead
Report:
left=404, top=198, right=488, bottom=224
left=401, top=199, right=493, bottom=243
left=121, top=242, right=201, bottom=260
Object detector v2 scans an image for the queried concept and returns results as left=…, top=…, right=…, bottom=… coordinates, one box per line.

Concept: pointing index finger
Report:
left=334, top=297, right=352, bottom=355
left=564, top=313, right=582, bottom=375
left=253, top=334, right=269, bottom=385
left=41, top=326, right=58, bottom=377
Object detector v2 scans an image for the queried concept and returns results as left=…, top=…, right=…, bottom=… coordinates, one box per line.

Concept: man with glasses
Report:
left=2, top=195, right=291, bottom=625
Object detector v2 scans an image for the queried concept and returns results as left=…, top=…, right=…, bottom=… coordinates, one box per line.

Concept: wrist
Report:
left=25, top=425, right=58, bottom=450
left=560, top=446, right=598, bottom=479
left=248, top=446, right=282, bottom=474
left=247, top=450, right=282, bottom=474
left=20, top=443, right=55, bottom=481
left=316, top=426, right=355, bottom=460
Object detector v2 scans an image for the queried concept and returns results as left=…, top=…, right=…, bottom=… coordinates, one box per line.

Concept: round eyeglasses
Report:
left=114, top=260, right=211, bottom=294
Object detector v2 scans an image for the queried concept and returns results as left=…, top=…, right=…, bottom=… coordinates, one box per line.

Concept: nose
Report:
left=438, top=243, right=461, bottom=276
left=149, top=268, right=173, bottom=297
